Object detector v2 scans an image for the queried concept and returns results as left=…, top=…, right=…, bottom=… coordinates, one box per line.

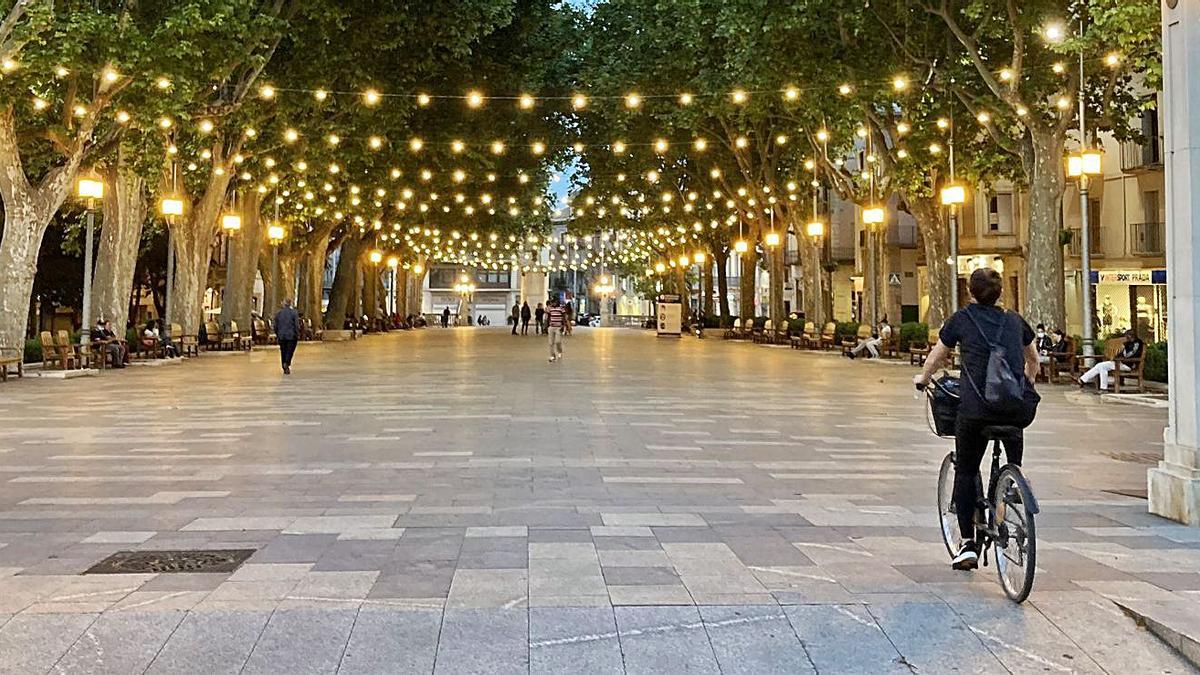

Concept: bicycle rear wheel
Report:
left=993, top=466, right=1037, bottom=603
left=936, top=452, right=963, bottom=558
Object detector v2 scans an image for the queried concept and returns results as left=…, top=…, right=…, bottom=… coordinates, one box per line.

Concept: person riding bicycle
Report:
left=913, top=268, right=1040, bottom=571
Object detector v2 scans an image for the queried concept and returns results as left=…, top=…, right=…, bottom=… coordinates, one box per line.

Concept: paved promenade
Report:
left=0, top=328, right=1195, bottom=673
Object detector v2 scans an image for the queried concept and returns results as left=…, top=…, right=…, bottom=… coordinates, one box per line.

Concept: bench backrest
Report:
left=204, top=321, right=220, bottom=338
left=39, top=331, right=54, bottom=349
left=764, top=319, right=773, bottom=331
left=803, top=321, right=816, bottom=335
left=230, top=321, right=240, bottom=334
left=856, top=324, right=872, bottom=339
left=927, top=328, right=940, bottom=346
left=54, top=330, right=72, bottom=347
left=1104, top=340, right=1123, bottom=360
left=821, top=321, right=836, bottom=336
left=170, top=322, right=183, bottom=336
left=733, top=318, right=741, bottom=328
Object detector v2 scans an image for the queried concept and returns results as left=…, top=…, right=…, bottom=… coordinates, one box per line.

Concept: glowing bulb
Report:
left=678, top=92, right=693, bottom=105
left=156, top=76, right=172, bottom=90
left=417, top=92, right=431, bottom=106
left=816, top=129, right=829, bottom=142
left=775, top=134, right=788, bottom=145
left=258, top=84, right=275, bottom=99
left=531, top=141, right=546, bottom=155
left=572, top=93, right=588, bottom=109
left=999, top=68, right=1013, bottom=82
left=731, top=89, right=748, bottom=104
left=1052, top=62, right=1066, bottom=75
left=363, top=88, right=381, bottom=105
left=158, top=117, right=172, bottom=129
left=31, top=97, right=47, bottom=111
left=896, top=122, right=911, bottom=135
left=838, top=83, right=853, bottom=95
left=735, top=136, right=749, bottom=149
left=490, top=140, right=505, bottom=154
left=283, top=128, right=298, bottom=142
left=976, top=111, right=991, bottom=124
left=518, top=93, right=535, bottom=109
left=892, top=76, right=908, bottom=91
left=733, top=239, right=749, bottom=253
left=313, top=89, right=328, bottom=101
left=327, top=134, right=340, bottom=146
left=1056, top=96, right=1071, bottom=110
left=612, top=141, right=626, bottom=154
left=929, top=143, right=943, bottom=155
left=466, top=90, right=484, bottom=108
left=654, top=138, right=669, bottom=153
left=784, top=86, right=799, bottom=101
left=409, top=137, right=424, bottom=151
left=624, top=92, right=641, bottom=108
left=368, top=136, right=383, bottom=150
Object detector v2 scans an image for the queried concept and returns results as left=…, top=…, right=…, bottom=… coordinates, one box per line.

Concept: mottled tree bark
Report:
left=324, top=236, right=363, bottom=328
left=91, top=154, right=147, bottom=332
left=767, top=245, right=784, bottom=321
left=700, top=252, right=714, bottom=317
left=394, top=266, right=409, bottom=318
left=907, top=195, right=952, bottom=328
left=220, top=189, right=264, bottom=331
left=1023, top=129, right=1067, bottom=328
left=738, top=246, right=758, bottom=319
left=715, top=247, right=730, bottom=320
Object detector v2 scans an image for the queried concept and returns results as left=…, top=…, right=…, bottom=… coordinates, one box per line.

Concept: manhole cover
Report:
left=84, top=549, right=255, bottom=575
left=1102, top=452, right=1160, bottom=465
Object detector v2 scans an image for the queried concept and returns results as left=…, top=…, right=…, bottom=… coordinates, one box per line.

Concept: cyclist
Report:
left=913, top=267, right=1040, bottom=570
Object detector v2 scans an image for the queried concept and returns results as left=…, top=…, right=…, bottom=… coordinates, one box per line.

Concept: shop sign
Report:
left=1089, top=269, right=1165, bottom=284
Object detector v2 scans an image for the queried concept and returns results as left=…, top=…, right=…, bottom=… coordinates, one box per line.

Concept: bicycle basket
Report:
left=926, top=374, right=961, bottom=438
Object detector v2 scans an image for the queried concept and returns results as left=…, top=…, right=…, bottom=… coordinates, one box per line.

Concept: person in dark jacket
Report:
left=274, top=298, right=301, bottom=374
left=535, top=302, right=545, bottom=334
left=520, top=301, right=532, bottom=335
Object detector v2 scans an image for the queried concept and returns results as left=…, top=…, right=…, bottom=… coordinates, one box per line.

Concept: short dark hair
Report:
left=968, top=268, right=1003, bottom=306
left=1124, top=329, right=1136, bottom=339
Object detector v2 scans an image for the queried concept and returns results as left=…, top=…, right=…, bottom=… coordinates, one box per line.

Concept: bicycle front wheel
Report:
left=937, top=452, right=963, bottom=558
left=993, top=466, right=1037, bottom=603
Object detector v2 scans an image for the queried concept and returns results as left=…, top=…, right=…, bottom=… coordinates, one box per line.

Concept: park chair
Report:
left=0, top=345, right=23, bottom=381
left=792, top=321, right=816, bottom=349
left=755, top=319, right=774, bottom=344
left=252, top=318, right=276, bottom=345
left=841, top=324, right=872, bottom=352
left=56, top=330, right=102, bottom=369
left=1077, top=340, right=1146, bottom=394
left=170, top=323, right=199, bottom=357
left=723, top=318, right=742, bottom=340
left=880, top=330, right=900, bottom=358
left=131, top=329, right=163, bottom=360
left=817, top=322, right=837, bottom=349
left=226, top=321, right=253, bottom=351
left=1040, top=336, right=1076, bottom=384
left=204, top=320, right=231, bottom=350
left=909, top=328, right=940, bottom=366
left=40, top=331, right=74, bottom=370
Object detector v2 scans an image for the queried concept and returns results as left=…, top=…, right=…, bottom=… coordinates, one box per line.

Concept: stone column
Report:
left=1149, top=0, right=1200, bottom=526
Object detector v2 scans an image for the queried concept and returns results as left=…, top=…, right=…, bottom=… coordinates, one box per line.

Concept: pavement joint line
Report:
left=528, top=611, right=785, bottom=649
left=967, top=625, right=1076, bottom=673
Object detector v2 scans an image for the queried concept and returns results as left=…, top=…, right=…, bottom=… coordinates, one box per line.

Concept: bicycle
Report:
left=919, top=375, right=1040, bottom=603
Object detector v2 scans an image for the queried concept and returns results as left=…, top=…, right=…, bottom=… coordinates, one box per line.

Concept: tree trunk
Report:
left=1023, top=129, right=1067, bottom=328
left=738, top=246, right=758, bottom=319
left=674, top=264, right=690, bottom=320
left=700, top=253, right=714, bottom=317
left=715, top=247, right=730, bottom=319
left=394, top=267, right=409, bottom=318
left=407, top=264, right=427, bottom=318
left=91, top=155, right=147, bottom=333
left=220, top=190, right=264, bottom=331
left=276, top=251, right=297, bottom=309
left=0, top=103, right=92, bottom=347
left=324, top=237, right=363, bottom=328
left=362, top=259, right=378, bottom=323
left=768, top=245, right=784, bottom=321
left=907, top=194, right=952, bottom=328
left=167, top=158, right=235, bottom=335
left=299, top=229, right=334, bottom=330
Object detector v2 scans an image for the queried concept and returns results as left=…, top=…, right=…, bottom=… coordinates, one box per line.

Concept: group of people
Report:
left=511, top=299, right=573, bottom=337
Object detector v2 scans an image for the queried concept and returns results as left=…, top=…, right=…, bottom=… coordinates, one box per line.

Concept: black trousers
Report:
left=954, top=414, right=1023, bottom=541
left=279, top=339, right=298, bottom=368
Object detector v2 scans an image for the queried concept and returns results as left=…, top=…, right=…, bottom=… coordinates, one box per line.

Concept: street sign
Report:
left=888, top=273, right=902, bottom=286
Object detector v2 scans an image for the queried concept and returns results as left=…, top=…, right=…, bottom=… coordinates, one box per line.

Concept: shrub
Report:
left=718, top=315, right=734, bottom=328
left=834, top=321, right=860, bottom=342
left=1145, top=341, right=1168, bottom=383
left=786, top=316, right=806, bottom=333
left=24, top=338, right=41, bottom=364
left=898, top=322, right=929, bottom=351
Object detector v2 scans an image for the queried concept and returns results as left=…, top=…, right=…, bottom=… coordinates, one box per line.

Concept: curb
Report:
left=1113, top=598, right=1200, bottom=668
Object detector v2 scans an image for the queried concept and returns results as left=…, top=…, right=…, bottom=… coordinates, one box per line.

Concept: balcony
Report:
left=1120, top=137, right=1162, bottom=174
left=1130, top=221, right=1165, bottom=257
left=1064, top=228, right=1103, bottom=258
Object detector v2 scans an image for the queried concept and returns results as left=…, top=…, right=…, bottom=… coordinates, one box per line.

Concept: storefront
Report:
left=1090, top=269, right=1167, bottom=342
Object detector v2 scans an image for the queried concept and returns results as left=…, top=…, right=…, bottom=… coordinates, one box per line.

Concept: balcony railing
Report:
left=1065, top=228, right=1103, bottom=258
left=1120, top=138, right=1162, bottom=173
left=1131, top=221, right=1165, bottom=256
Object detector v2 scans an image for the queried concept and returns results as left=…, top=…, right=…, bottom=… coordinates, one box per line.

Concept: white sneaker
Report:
left=549, top=356, right=556, bottom=363
left=951, top=543, right=979, bottom=571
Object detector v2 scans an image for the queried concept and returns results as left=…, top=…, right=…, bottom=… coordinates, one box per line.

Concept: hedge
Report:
left=898, top=322, right=929, bottom=352
left=833, top=321, right=860, bottom=343
left=1145, top=341, right=1168, bottom=383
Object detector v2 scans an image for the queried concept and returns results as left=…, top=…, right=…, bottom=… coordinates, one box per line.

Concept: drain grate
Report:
left=84, top=549, right=255, bottom=575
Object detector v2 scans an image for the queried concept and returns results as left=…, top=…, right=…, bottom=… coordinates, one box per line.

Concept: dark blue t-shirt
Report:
left=940, top=304, right=1035, bottom=417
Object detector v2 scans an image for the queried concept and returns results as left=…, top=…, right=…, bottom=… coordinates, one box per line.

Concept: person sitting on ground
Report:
left=845, top=317, right=891, bottom=359
left=1078, top=329, right=1144, bottom=391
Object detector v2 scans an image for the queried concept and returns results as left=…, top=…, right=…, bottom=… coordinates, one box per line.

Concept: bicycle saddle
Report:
left=980, top=425, right=1022, bottom=441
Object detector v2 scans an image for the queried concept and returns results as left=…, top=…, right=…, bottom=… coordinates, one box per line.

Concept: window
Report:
left=987, top=193, right=1014, bottom=234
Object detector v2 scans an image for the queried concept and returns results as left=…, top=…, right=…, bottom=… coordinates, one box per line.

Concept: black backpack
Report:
left=962, top=309, right=1039, bottom=421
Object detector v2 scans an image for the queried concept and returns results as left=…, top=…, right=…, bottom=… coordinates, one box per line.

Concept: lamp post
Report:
left=940, top=184, right=966, bottom=314
left=75, top=172, right=105, bottom=343
left=267, top=224, right=286, bottom=313
left=806, top=219, right=826, bottom=325
left=862, top=205, right=886, bottom=328
left=693, top=250, right=707, bottom=327
left=220, top=202, right=242, bottom=329
left=386, top=256, right=399, bottom=317
left=1068, top=148, right=1103, bottom=362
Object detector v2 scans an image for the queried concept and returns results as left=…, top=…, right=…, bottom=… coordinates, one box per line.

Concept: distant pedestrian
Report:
left=547, top=299, right=566, bottom=362
left=274, top=298, right=301, bottom=375
left=563, top=300, right=574, bottom=335
left=511, top=302, right=520, bottom=335
left=442, top=306, right=451, bottom=328
left=535, top=302, right=545, bottom=334
left=521, top=301, right=532, bottom=335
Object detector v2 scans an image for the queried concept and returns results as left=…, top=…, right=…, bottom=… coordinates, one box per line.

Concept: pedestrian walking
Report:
left=547, top=298, right=566, bottom=362
left=535, top=302, right=545, bottom=334
left=441, top=306, right=451, bottom=328
left=520, top=301, right=532, bottom=335
left=563, top=300, right=574, bottom=335
left=274, top=298, right=301, bottom=375
left=510, top=302, right=520, bottom=335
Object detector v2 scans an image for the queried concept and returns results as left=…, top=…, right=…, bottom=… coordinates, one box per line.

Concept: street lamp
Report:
left=940, top=183, right=966, bottom=314
left=75, top=172, right=104, bottom=343
left=220, top=200, right=241, bottom=330
left=159, top=194, right=184, bottom=329
left=1068, top=147, right=1103, bottom=362
left=386, top=256, right=399, bottom=316
left=267, top=224, right=286, bottom=312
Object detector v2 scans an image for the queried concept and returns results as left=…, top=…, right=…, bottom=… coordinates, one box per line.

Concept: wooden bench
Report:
left=753, top=320, right=774, bottom=344
left=171, top=322, right=200, bottom=357
left=841, top=324, right=872, bottom=353
left=252, top=318, right=276, bottom=345
left=909, top=328, right=940, bottom=366
left=1077, top=340, right=1146, bottom=394
left=131, top=330, right=163, bottom=360
left=1039, top=337, right=1076, bottom=384
left=204, top=320, right=232, bottom=351
left=225, top=321, right=253, bottom=351
left=0, top=346, right=22, bottom=381
left=59, top=329, right=109, bottom=369
left=880, top=332, right=900, bottom=358
left=723, top=318, right=742, bottom=340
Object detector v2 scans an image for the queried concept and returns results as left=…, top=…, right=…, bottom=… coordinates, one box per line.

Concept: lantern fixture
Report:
left=940, top=184, right=966, bottom=206
left=806, top=220, right=826, bottom=238
left=267, top=224, right=286, bottom=243
left=221, top=213, right=242, bottom=232
left=76, top=173, right=105, bottom=200
left=862, top=206, right=886, bottom=225
left=159, top=196, right=184, bottom=216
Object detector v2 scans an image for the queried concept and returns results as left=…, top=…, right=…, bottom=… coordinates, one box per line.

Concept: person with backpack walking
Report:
left=913, top=268, right=1040, bottom=571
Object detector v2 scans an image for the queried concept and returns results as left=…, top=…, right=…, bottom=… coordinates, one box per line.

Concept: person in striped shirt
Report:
left=546, top=299, right=566, bottom=362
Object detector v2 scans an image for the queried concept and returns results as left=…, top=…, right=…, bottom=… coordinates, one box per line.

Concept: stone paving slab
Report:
left=0, top=328, right=1195, bottom=672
